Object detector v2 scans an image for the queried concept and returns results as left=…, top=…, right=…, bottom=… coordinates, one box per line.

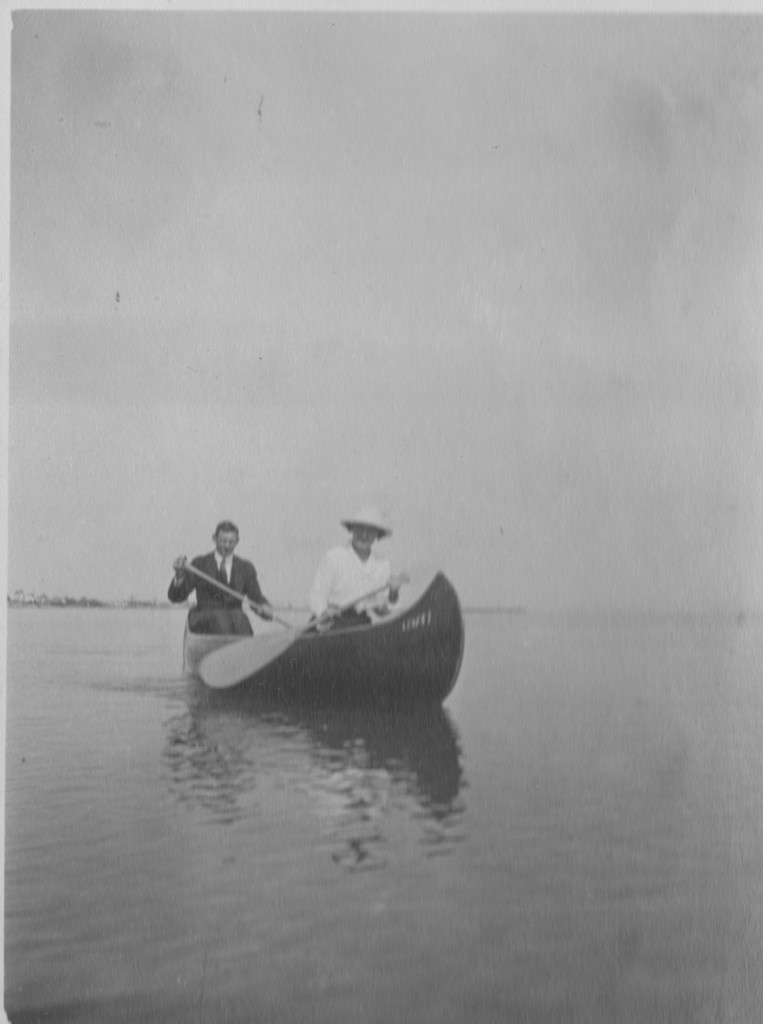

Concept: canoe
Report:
left=183, top=572, right=465, bottom=707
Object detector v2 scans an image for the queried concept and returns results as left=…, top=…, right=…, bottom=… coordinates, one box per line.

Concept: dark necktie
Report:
left=219, top=560, right=228, bottom=584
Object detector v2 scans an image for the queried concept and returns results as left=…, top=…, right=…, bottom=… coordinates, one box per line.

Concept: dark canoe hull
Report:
left=184, top=572, right=465, bottom=708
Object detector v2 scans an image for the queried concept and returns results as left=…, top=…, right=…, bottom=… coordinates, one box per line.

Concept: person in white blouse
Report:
left=309, top=506, right=409, bottom=629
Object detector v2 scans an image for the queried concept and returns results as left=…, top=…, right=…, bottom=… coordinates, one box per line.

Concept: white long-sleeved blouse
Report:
left=309, top=544, right=391, bottom=618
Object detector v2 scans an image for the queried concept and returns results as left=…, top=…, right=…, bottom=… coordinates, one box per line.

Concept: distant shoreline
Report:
left=7, top=599, right=526, bottom=614
left=6, top=597, right=309, bottom=612
left=7, top=598, right=173, bottom=609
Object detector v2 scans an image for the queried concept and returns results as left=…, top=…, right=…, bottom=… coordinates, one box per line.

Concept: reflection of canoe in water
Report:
left=183, top=573, right=465, bottom=707
left=164, top=697, right=464, bottom=839
left=293, top=704, right=465, bottom=811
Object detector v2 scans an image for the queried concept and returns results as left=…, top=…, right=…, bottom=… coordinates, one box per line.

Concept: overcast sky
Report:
left=5, top=6, right=763, bottom=611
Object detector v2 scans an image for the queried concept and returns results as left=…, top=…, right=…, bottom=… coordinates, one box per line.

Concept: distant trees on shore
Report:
left=7, top=591, right=170, bottom=609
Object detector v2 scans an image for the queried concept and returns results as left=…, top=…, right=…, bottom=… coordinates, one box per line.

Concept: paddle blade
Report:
left=200, top=631, right=297, bottom=689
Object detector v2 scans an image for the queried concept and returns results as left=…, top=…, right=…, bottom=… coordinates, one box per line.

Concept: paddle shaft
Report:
left=179, top=561, right=292, bottom=628
left=314, top=582, right=393, bottom=625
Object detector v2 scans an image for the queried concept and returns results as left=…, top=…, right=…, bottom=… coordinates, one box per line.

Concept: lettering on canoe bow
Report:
left=401, top=609, right=433, bottom=632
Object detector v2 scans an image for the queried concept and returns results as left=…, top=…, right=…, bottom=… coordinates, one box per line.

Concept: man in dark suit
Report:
left=168, top=520, right=273, bottom=635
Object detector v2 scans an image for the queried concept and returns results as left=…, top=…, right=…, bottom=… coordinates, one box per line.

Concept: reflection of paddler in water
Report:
left=163, top=692, right=264, bottom=825
left=163, top=693, right=465, bottom=862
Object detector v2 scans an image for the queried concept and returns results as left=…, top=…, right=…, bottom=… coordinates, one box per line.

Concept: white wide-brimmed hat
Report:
left=341, top=505, right=392, bottom=538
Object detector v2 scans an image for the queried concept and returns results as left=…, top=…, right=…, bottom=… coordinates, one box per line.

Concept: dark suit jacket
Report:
left=167, top=551, right=268, bottom=610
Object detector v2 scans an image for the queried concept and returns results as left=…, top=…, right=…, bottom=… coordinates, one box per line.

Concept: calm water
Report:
left=5, top=607, right=763, bottom=1023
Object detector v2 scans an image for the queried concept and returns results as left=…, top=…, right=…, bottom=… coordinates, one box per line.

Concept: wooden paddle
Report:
left=199, top=582, right=394, bottom=690
left=180, top=561, right=292, bottom=628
